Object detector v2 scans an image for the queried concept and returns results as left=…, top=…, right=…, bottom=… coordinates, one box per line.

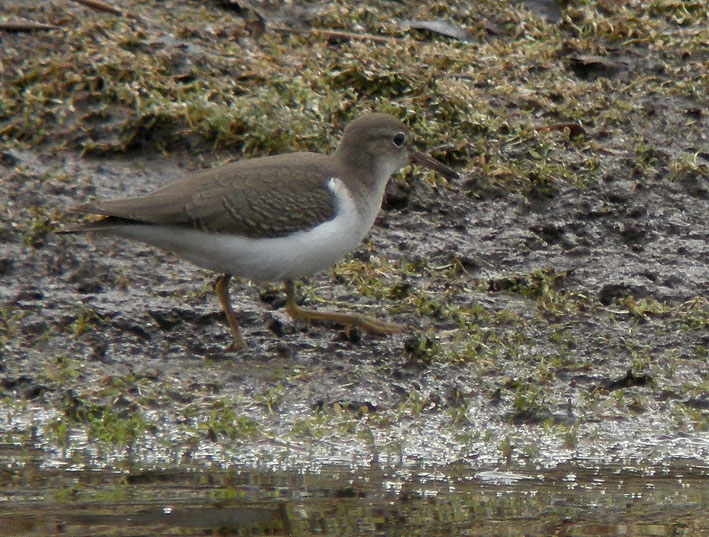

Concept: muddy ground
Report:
left=0, top=1, right=707, bottom=471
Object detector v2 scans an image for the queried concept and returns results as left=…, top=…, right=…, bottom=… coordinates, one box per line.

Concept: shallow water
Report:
left=1, top=445, right=706, bottom=536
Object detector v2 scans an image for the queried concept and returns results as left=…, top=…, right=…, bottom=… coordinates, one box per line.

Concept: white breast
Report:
left=107, top=177, right=382, bottom=282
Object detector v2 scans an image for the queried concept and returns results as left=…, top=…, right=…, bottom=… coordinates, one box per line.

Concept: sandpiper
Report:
left=65, top=113, right=458, bottom=348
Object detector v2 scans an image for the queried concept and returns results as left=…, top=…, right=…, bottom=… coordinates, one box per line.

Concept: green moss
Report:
left=59, top=400, right=149, bottom=446
left=67, top=305, right=107, bottom=338
left=490, top=269, right=587, bottom=315
left=254, top=384, right=284, bottom=415
left=404, top=330, right=440, bottom=363
left=200, top=403, right=259, bottom=441
left=0, top=306, right=26, bottom=345
left=42, top=354, right=82, bottom=386
left=21, top=206, right=59, bottom=246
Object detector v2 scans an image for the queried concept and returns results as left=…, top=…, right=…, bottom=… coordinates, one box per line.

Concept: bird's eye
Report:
left=392, top=132, right=407, bottom=148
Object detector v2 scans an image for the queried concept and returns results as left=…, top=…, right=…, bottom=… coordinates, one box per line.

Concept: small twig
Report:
left=0, top=21, right=57, bottom=32
left=313, top=28, right=396, bottom=43
left=72, top=0, right=123, bottom=17
left=72, top=0, right=155, bottom=25
left=274, top=26, right=395, bottom=44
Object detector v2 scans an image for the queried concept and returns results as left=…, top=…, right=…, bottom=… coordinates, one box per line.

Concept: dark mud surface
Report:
left=1, top=0, right=708, bottom=478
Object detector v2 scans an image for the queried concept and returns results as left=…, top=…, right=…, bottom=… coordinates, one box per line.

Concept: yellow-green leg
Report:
left=284, top=280, right=406, bottom=335
left=215, top=274, right=247, bottom=349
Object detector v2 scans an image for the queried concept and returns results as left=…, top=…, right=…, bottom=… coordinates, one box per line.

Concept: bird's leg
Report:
left=215, top=274, right=247, bottom=349
left=284, top=280, right=406, bottom=335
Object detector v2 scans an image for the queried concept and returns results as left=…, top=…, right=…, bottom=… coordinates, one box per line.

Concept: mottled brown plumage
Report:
left=64, top=113, right=458, bottom=349
left=72, top=153, right=339, bottom=238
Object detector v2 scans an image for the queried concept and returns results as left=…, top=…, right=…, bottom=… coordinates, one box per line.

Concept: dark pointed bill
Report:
left=409, top=151, right=459, bottom=180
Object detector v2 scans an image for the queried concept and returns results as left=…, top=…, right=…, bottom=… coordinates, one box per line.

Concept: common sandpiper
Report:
left=64, top=113, right=458, bottom=348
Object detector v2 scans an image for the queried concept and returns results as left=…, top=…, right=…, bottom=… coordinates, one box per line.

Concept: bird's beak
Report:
left=409, top=150, right=458, bottom=180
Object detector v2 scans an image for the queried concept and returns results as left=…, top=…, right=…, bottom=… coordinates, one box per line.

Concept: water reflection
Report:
left=0, top=445, right=706, bottom=536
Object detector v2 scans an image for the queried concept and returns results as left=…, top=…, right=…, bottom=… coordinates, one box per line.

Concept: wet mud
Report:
left=1, top=0, right=707, bottom=490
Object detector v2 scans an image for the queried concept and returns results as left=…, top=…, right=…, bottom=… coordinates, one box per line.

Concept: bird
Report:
left=63, top=113, right=458, bottom=349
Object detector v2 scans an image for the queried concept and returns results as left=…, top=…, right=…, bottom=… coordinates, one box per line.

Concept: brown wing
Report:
left=72, top=153, right=338, bottom=238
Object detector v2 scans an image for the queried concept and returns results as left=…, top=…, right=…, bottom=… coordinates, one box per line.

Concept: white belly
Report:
left=105, top=177, right=381, bottom=282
